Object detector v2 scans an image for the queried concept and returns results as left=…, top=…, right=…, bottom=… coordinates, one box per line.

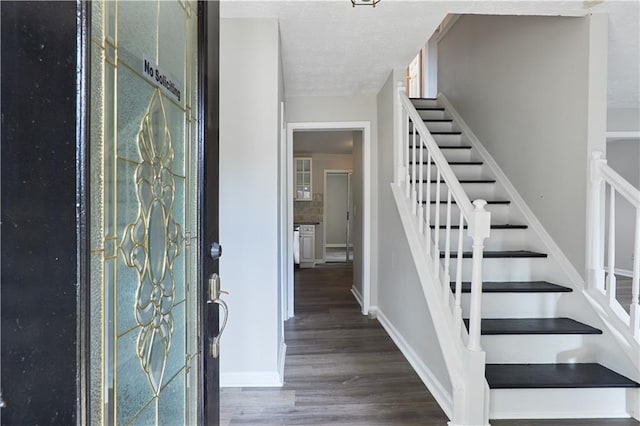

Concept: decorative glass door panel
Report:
left=89, top=1, right=200, bottom=424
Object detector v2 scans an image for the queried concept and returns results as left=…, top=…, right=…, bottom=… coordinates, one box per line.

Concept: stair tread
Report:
left=409, top=97, right=438, bottom=101
left=408, top=161, right=483, bottom=165
left=431, top=224, right=528, bottom=230
left=422, top=119, right=453, bottom=122
left=423, top=200, right=510, bottom=205
left=440, top=250, right=547, bottom=259
left=411, top=179, right=496, bottom=184
left=463, top=318, right=602, bottom=335
left=485, top=363, right=640, bottom=389
left=411, top=145, right=471, bottom=149
left=414, top=107, right=445, bottom=111
left=451, top=281, right=571, bottom=293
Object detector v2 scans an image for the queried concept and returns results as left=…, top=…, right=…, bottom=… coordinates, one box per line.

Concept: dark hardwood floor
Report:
left=221, top=263, right=639, bottom=425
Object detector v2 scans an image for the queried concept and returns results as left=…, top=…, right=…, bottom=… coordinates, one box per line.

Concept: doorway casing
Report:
left=285, top=122, right=372, bottom=317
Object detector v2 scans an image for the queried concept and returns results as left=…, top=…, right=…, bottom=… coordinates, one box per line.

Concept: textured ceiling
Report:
left=221, top=0, right=639, bottom=108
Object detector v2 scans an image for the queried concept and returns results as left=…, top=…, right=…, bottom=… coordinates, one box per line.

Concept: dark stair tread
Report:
left=451, top=281, right=572, bottom=293
left=410, top=179, right=496, bottom=184
left=408, top=161, right=483, bottom=165
left=410, top=145, right=471, bottom=150
left=414, top=107, right=445, bottom=111
left=422, top=119, right=453, bottom=122
left=423, top=200, right=510, bottom=205
left=485, top=363, right=640, bottom=389
left=431, top=224, right=528, bottom=230
left=462, top=318, right=602, bottom=335
left=440, top=250, right=547, bottom=259
left=409, top=97, right=438, bottom=100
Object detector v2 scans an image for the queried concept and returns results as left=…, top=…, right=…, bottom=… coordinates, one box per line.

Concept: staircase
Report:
left=392, top=89, right=640, bottom=424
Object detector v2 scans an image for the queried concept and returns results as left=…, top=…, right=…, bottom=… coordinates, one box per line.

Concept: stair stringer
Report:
left=439, top=94, right=640, bottom=419
left=391, top=183, right=490, bottom=426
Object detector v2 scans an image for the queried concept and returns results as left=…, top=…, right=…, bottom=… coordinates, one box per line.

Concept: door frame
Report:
left=286, top=122, right=372, bottom=316
left=323, top=169, right=353, bottom=262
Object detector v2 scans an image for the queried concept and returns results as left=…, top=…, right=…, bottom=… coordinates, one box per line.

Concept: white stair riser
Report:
left=440, top=149, right=473, bottom=162
left=482, top=334, right=601, bottom=364
left=489, top=388, right=637, bottom=419
left=432, top=134, right=462, bottom=146
left=411, top=99, right=439, bottom=108
left=433, top=227, right=527, bottom=251
left=420, top=182, right=497, bottom=201
left=460, top=292, right=564, bottom=318
left=449, top=257, right=550, bottom=282
left=417, top=109, right=446, bottom=120
left=423, top=203, right=513, bottom=225
left=408, top=164, right=486, bottom=180
left=425, top=121, right=455, bottom=133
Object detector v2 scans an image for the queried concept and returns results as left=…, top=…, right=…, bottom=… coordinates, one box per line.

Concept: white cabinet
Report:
left=294, top=157, right=312, bottom=201
left=299, top=224, right=315, bottom=267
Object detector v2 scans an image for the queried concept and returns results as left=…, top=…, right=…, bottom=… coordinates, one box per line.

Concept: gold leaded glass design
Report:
left=119, top=90, right=182, bottom=395
left=89, top=1, right=200, bottom=424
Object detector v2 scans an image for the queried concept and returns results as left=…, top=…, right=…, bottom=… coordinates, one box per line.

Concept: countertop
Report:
left=294, top=221, right=320, bottom=225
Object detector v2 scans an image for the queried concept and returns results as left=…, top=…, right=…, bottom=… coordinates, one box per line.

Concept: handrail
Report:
left=393, top=81, right=491, bottom=425
left=588, top=151, right=640, bottom=342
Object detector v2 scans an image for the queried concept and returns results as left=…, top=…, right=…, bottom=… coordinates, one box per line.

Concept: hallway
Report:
left=221, top=264, right=639, bottom=425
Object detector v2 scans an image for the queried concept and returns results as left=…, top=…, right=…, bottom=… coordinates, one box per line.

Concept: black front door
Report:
left=0, top=1, right=220, bottom=424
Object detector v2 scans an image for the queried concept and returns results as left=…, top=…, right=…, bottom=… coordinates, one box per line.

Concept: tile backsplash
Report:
left=294, top=193, right=323, bottom=223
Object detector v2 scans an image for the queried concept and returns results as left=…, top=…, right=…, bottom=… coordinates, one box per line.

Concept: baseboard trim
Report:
left=220, top=371, right=283, bottom=388
left=376, top=308, right=454, bottom=419
left=278, top=340, right=287, bottom=386
left=351, top=285, right=364, bottom=310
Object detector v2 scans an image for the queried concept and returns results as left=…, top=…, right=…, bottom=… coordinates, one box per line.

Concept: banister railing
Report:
left=588, top=151, right=640, bottom=341
left=394, top=82, right=491, bottom=424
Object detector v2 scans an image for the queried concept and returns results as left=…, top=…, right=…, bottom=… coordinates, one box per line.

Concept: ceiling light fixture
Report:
left=351, top=0, right=381, bottom=7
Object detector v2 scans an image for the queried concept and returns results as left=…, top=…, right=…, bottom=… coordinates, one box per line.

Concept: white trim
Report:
left=607, top=131, right=640, bottom=140
left=220, top=371, right=283, bottom=388
left=376, top=309, right=454, bottom=420
left=277, top=340, right=287, bottom=386
left=435, top=14, right=461, bottom=44
left=287, top=121, right=372, bottom=315
left=613, top=267, right=634, bottom=278
left=325, top=243, right=353, bottom=248
left=351, top=285, right=363, bottom=309
left=438, top=94, right=585, bottom=288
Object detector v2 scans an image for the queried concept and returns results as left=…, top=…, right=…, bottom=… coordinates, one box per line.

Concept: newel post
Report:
left=468, top=200, right=490, bottom=352
left=587, top=151, right=607, bottom=291
left=395, top=81, right=406, bottom=185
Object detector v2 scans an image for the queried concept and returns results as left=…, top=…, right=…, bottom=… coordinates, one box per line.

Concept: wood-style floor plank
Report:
left=221, top=263, right=639, bottom=425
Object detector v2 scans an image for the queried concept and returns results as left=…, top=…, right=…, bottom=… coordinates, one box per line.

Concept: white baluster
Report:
left=433, top=171, right=441, bottom=280
left=589, top=152, right=607, bottom=292
left=606, top=185, right=617, bottom=305
left=418, top=135, right=424, bottom=234
left=454, top=211, right=465, bottom=333
left=443, top=189, right=453, bottom=305
left=632, top=208, right=640, bottom=339
left=425, top=152, right=432, bottom=254
left=467, top=200, right=490, bottom=352
left=411, top=126, right=417, bottom=214
left=405, top=114, right=411, bottom=199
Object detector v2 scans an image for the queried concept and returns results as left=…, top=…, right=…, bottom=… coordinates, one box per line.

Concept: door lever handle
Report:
left=208, top=273, right=228, bottom=359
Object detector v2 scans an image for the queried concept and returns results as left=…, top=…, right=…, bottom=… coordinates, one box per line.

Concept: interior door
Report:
left=87, top=1, right=219, bottom=424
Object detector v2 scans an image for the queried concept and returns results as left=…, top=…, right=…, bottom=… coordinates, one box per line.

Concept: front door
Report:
left=88, top=1, right=220, bottom=424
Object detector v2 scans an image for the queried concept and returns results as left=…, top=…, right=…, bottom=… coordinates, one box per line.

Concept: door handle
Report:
left=208, top=273, right=228, bottom=359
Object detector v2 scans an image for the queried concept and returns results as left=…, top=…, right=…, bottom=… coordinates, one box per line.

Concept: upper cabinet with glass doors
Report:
left=295, top=157, right=312, bottom=201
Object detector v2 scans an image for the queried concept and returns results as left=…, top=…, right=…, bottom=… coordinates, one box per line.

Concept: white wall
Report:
left=438, top=14, right=602, bottom=278
left=607, top=139, right=640, bottom=272
left=286, top=96, right=378, bottom=306
left=220, top=18, right=284, bottom=386
left=376, top=69, right=453, bottom=398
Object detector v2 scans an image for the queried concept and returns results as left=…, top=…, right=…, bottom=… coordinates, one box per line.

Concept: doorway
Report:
left=324, top=171, right=353, bottom=263
left=286, top=122, right=372, bottom=317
